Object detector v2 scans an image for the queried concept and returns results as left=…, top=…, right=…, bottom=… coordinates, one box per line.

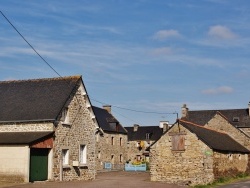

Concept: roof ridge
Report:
left=179, top=119, right=228, bottom=135
left=0, top=75, right=81, bottom=83
left=216, top=111, right=229, bottom=122
left=190, top=108, right=248, bottom=112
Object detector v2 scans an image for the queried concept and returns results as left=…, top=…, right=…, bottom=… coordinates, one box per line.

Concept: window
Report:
left=62, top=149, right=69, bottom=166
left=111, top=137, right=114, bottom=145
left=146, top=133, right=150, bottom=140
left=79, top=145, right=87, bottom=164
left=62, top=107, right=70, bottom=124
left=233, top=117, right=240, bottom=122
left=98, top=151, right=101, bottom=159
left=120, top=154, right=123, bottom=163
left=171, top=134, right=185, bottom=151
left=111, top=155, right=114, bottom=164
left=120, top=137, right=122, bottom=146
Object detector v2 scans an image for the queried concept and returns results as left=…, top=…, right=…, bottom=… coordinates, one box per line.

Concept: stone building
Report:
left=181, top=103, right=250, bottom=150
left=0, top=76, right=98, bottom=182
left=150, top=119, right=250, bottom=186
left=125, top=123, right=168, bottom=163
left=93, top=105, right=127, bottom=171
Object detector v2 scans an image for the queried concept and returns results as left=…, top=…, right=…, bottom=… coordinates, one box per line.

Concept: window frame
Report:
left=62, top=107, right=70, bottom=125
left=62, top=149, right=69, bottom=167
left=79, top=144, right=87, bottom=165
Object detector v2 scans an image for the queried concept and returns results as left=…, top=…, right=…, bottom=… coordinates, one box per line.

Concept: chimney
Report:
left=248, top=102, right=250, bottom=116
left=181, top=104, right=188, bottom=118
left=103, top=105, right=111, bottom=114
left=160, top=121, right=169, bottom=133
left=133, top=124, right=139, bottom=132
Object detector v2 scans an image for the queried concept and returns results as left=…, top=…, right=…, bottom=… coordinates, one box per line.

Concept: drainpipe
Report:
left=60, top=156, right=63, bottom=181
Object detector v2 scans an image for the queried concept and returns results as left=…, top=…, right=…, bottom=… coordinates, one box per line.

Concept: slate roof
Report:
left=183, top=108, right=250, bottom=128
left=92, top=106, right=127, bottom=134
left=0, top=76, right=81, bottom=122
left=0, top=131, right=54, bottom=144
left=125, top=126, right=164, bottom=141
left=179, top=119, right=249, bottom=153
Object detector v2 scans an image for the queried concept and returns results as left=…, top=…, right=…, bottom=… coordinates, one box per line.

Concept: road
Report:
left=219, top=179, right=250, bottom=188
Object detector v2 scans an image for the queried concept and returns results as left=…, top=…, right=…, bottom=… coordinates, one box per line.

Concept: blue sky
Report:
left=1, top=0, right=250, bottom=126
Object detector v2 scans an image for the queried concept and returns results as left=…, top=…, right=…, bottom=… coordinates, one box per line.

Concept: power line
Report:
left=1, top=10, right=178, bottom=121
left=91, top=98, right=178, bottom=115
left=0, top=10, right=61, bottom=77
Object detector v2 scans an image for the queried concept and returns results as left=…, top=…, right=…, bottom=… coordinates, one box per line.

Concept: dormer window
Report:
left=146, top=133, right=150, bottom=140
left=62, top=107, right=70, bottom=124
left=233, top=117, right=240, bottom=122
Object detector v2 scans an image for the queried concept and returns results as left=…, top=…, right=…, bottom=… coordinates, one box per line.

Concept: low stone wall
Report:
left=213, top=152, right=248, bottom=180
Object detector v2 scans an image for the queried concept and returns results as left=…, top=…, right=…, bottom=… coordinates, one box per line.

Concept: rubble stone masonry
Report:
left=96, top=132, right=127, bottom=171
left=150, top=124, right=214, bottom=186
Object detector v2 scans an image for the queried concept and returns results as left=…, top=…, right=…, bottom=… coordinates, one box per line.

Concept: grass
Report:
left=193, top=173, right=250, bottom=188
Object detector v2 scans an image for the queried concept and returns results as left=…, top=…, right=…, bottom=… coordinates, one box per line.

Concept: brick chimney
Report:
left=181, top=104, right=188, bottom=118
left=133, top=124, right=139, bottom=132
left=103, top=105, right=111, bottom=114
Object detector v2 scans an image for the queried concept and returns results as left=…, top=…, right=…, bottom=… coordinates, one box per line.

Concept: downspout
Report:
left=60, top=155, right=63, bottom=181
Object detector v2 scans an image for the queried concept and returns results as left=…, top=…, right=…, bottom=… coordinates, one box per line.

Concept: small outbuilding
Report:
left=150, top=119, right=250, bottom=186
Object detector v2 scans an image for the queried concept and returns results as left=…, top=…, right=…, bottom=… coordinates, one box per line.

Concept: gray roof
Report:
left=184, top=109, right=250, bottom=128
left=0, top=76, right=81, bottom=122
left=180, top=120, right=249, bottom=153
left=125, top=126, right=164, bottom=141
left=0, top=131, right=54, bottom=144
left=92, top=106, right=127, bottom=134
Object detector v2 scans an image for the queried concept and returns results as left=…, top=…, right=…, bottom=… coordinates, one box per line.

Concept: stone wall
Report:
left=150, top=123, right=214, bottom=186
left=0, top=122, right=53, bottom=132
left=213, top=152, right=248, bottom=179
left=52, top=83, right=96, bottom=181
left=205, top=114, right=250, bottom=150
left=96, top=132, right=127, bottom=171
left=127, top=140, right=153, bottom=162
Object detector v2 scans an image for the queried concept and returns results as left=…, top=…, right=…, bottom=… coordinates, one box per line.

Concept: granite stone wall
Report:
left=52, top=84, right=96, bottom=181
left=95, top=132, right=127, bottom=171
left=150, top=124, right=214, bottom=186
left=205, top=114, right=250, bottom=150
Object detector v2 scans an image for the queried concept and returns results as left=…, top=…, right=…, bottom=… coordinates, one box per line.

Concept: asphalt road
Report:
left=219, top=179, right=250, bottom=188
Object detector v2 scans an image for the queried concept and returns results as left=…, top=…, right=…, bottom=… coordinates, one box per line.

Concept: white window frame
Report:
left=62, top=149, right=69, bottom=166
left=62, top=107, right=70, bottom=124
left=79, top=145, right=87, bottom=164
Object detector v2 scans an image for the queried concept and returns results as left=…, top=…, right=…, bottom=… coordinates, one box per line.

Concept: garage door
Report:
left=29, top=148, right=49, bottom=182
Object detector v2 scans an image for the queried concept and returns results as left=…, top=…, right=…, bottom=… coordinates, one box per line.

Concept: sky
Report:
left=1, top=0, right=250, bottom=127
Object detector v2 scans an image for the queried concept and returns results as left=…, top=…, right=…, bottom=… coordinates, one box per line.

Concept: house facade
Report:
left=0, top=76, right=98, bottom=182
left=150, top=119, right=250, bottom=186
left=125, top=123, right=168, bottom=163
left=181, top=103, right=250, bottom=150
left=93, top=105, right=127, bottom=171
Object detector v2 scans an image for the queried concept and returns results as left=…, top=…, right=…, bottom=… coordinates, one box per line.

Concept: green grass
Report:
left=193, top=173, right=250, bottom=188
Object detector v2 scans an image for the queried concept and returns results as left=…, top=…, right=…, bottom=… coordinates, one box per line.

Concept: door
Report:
left=29, top=148, right=49, bottom=182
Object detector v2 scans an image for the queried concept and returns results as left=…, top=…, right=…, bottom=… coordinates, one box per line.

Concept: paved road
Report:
left=2, top=171, right=185, bottom=188
left=219, top=179, right=250, bottom=188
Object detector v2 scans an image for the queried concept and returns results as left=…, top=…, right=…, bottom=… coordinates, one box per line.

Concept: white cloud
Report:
left=153, top=29, right=181, bottom=41
left=208, top=25, right=238, bottom=39
left=202, top=86, right=234, bottom=95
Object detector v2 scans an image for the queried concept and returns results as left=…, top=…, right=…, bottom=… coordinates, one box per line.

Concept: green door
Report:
left=29, top=148, right=49, bottom=182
